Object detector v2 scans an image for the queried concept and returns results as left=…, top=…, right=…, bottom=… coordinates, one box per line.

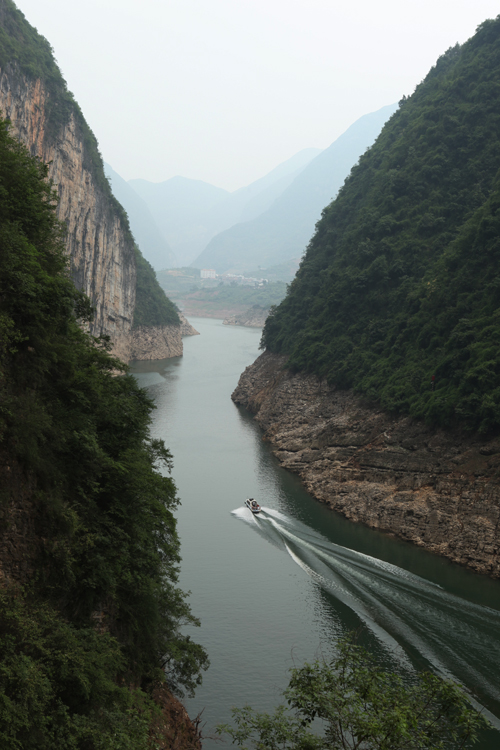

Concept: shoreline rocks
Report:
left=223, top=305, right=269, bottom=328
left=232, top=351, right=500, bottom=578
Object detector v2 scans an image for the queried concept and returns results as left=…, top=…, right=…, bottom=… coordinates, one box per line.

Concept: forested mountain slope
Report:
left=262, top=17, right=500, bottom=433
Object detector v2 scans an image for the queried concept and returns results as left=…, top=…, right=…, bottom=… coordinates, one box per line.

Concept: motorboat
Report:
left=245, top=498, right=262, bottom=514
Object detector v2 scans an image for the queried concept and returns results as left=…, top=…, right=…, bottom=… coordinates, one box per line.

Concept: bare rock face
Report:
left=178, top=312, right=200, bottom=337
left=223, top=305, right=269, bottom=328
left=0, top=64, right=191, bottom=363
left=129, top=315, right=199, bottom=361
left=233, top=351, right=500, bottom=578
left=0, top=65, right=136, bottom=356
left=130, top=325, right=183, bottom=361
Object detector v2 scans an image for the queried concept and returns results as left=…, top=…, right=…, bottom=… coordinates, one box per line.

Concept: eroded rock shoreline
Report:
left=232, top=351, right=500, bottom=578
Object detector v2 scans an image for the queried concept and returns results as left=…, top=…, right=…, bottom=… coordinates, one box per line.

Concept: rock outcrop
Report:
left=130, top=325, right=183, bottom=361
left=0, top=65, right=136, bottom=355
left=178, top=312, right=200, bottom=337
left=129, top=315, right=199, bottom=363
left=232, top=351, right=500, bottom=578
left=223, top=305, right=269, bottom=328
left=0, top=61, right=194, bottom=362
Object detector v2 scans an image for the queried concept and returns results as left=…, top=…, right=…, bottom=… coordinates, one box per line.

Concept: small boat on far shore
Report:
left=245, top=498, right=262, bottom=514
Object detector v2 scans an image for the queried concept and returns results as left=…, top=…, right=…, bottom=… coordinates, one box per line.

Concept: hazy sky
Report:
left=13, top=0, right=500, bottom=191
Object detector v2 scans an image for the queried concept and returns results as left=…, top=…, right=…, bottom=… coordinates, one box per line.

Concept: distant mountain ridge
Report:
left=128, top=148, right=321, bottom=267
left=129, top=176, right=229, bottom=267
left=194, top=104, right=398, bottom=274
left=104, top=163, right=177, bottom=270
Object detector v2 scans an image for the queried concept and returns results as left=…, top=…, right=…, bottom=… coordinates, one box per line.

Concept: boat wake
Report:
left=232, top=505, right=500, bottom=727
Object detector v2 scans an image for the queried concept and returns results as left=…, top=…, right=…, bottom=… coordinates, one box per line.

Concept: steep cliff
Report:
left=0, top=112, right=208, bottom=748
left=0, top=0, right=185, bottom=362
left=0, top=63, right=136, bottom=358
left=233, top=352, right=500, bottom=577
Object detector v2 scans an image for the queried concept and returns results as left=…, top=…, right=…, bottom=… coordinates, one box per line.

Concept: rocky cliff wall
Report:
left=0, top=63, right=193, bottom=362
left=128, top=313, right=200, bottom=363
left=130, top=325, right=183, bottom=361
left=0, top=64, right=136, bottom=359
left=223, top=305, right=269, bottom=328
left=178, top=312, right=200, bottom=337
left=232, top=351, right=500, bottom=578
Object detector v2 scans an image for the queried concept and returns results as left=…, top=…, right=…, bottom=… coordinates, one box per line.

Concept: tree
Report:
left=217, top=635, right=489, bottom=750
left=0, top=112, right=208, bottom=746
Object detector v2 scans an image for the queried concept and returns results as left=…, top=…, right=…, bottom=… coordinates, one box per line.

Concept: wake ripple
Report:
left=232, top=504, right=500, bottom=727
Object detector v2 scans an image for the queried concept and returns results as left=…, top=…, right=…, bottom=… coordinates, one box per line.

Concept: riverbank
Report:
left=232, top=351, right=500, bottom=578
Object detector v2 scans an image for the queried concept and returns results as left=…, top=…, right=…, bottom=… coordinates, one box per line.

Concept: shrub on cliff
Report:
left=0, top=114, right=207, bottom=746
left=133, top=246, right=180, bottom=328
left=261, top=16, right=500, bottom=433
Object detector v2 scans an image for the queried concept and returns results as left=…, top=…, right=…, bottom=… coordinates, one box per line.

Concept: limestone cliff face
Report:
left=223, top=305, right=269, bottom=328
left=0, top=62, right=195, bottom=362
left=0, top=64, right=136, bottom=359
left=178, top=312, right=200, bottom=337
left=233, top=351, right=500, bottom=578
left=130, top=325, right=183, bottom=361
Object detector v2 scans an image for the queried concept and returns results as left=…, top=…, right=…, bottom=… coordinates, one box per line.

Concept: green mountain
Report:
left=0, top=1, right=202, bottom=746
left=194, top=105, right=397, bottom=274
left=262, top=17, right=500, bottom=433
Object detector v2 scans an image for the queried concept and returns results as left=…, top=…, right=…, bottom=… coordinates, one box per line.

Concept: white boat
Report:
left=245, top=498, right=262, bottom=514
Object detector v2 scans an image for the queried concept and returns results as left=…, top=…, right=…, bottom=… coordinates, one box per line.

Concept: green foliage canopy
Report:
left=261, top=17, right=500, bottom=433
left=0, top=114, right=207, bottom=747
left=217, top=636, right=489, bottom=750
left=133, top=247, right=180, bottom=328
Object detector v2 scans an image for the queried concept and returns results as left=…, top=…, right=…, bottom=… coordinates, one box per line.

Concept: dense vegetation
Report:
left=133, top=247, right=180, bottom=328
left=0, top=118, right=207, bottom=747
left=262, top=17, right=500, bottom=433
left=218, top=635, right=489, bottom=750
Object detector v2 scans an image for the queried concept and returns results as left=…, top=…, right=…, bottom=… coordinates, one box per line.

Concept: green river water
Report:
left=130, top=317, right=500, bottom=748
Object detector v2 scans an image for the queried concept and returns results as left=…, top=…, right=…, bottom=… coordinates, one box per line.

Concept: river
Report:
left=130, top=317, right=500, bottom=748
